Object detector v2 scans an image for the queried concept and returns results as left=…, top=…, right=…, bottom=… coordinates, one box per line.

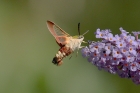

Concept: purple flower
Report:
left=81, top=27, right=140, bottom=84
left=111, top=57, right=120, bottom=65
left=89, top=42, right=105, bottom=53
left=120, top=47, right=129, bottom=55
left=112, top=48, right=122, bottom=58
left=104, top=44, right=112, bottom=55
left=125, top=53, right=135, bottom=62
left=129, top=62, right=138, bottom=71
left=128, top=46, right=137, bottom=55
left=136, top=60, right=140, bottom=70
left=114, top=34, right=121, bottom=41
left=120, top=27, right=129, bottom=34
left=81, top=47, right=90, bottom=57
left=127, top=35, right=136, bottom=45
left=120, top=27, right=129, bottom=40
left=132, top=31, right=140, bottom=40
left=95, top=29, right=104, bottom=38
left=107, top=33, right=114, bottom=42
left=121, top=62, right=129, bottom=71
left=116, top=40, right=126, bottom=48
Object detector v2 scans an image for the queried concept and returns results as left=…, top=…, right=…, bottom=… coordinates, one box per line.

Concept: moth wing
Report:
left=47, top=21, right=70, bottom=45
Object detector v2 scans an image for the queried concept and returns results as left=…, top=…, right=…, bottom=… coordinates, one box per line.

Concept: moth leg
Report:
left=76, top=47, right=81, bottom=57
left=76, top=46, right=85, bottom=57
left=69, top=51, right=74, bottom=60
left=79, top=46, right=85, bottom=48
left=82, top=41, right=87, bottom=43
left=69, top=55, right=72, bottom=60
left=76, top=51, right=78, bottom=57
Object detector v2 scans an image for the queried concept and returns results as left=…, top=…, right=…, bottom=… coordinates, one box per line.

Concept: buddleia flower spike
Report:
left=81, top=27, right=140, bottom=84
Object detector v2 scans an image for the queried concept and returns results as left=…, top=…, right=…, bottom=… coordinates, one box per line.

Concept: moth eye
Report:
left=79, top=36, right=83, bottom=39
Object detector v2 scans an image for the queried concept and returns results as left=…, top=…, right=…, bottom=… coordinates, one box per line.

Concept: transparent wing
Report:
left=47, top=21, right=70, bottom=45
left=53, top=24, right=70, bottom=36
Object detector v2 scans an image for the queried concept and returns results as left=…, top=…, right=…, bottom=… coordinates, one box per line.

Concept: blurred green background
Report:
left=0, top=0, right=140, bottom=93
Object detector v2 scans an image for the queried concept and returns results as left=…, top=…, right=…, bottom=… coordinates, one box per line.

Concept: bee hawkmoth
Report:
left=47, top=21, right=88, bottom=65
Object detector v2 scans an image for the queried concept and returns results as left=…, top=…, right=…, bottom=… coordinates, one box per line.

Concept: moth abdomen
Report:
left=52, top=46, right=73, bottom=66
left=52, top=56, right=62, bottom=66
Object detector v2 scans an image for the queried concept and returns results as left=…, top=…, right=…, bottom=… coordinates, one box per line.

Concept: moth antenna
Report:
left=82, top=30, right=89, bottom=36
left=78, top=23, right=80, bottom=36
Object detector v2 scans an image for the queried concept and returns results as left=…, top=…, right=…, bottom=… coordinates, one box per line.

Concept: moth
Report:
left=47, top=21, right=88, bottom=65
